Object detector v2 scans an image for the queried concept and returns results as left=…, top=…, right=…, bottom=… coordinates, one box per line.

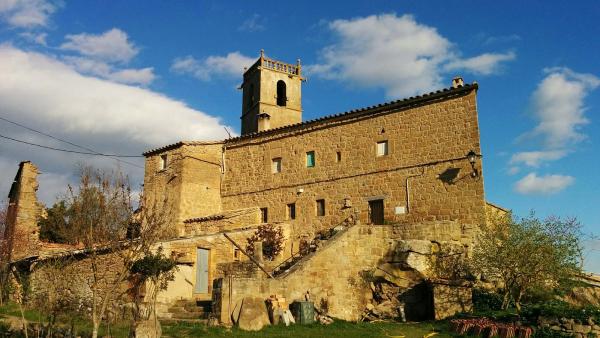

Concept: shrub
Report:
left=245, top=224, right=285, bottom=261
left=521, top=299, right=600, bottom=323
left=473, top=288, right=504, bottom=312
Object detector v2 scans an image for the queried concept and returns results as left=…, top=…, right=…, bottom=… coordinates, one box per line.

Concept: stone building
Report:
left=141, top=52, right=492, bottom=321
left=4, top=51, right=503, bottom=323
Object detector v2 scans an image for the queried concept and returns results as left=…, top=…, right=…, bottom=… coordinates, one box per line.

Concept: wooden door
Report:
left=195, top=248, right=209, bottom=293
left=369, top=199, right=384, bottom=225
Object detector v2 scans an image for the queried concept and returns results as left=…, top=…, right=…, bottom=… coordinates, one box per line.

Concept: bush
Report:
left=521, top=299, right=600, bottom=323
left=473, top=288, right=504, bottom=312
left=533, top=327, right=573, bottom=338
left=245, top=224, right=285, bottom=261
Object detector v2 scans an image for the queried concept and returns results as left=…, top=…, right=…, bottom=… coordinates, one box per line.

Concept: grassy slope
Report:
left=1, top=302, right=459, bottom=338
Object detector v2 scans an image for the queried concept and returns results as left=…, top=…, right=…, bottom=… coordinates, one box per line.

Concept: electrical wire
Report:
left=0, top=133, right=143, bottom=158
left=0, top=115, right=145, bottom=169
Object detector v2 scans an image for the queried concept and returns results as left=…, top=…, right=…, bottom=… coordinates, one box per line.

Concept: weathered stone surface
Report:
left=236, top=297, right=270, bottom=331
left=373, top=263, right=424, bottom=288
left=133, top=319, right=162, bottom=338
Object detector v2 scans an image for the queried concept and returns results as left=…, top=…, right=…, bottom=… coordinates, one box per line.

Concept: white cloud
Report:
left=19, top=31, right=47, bottom=45
left=482, top=34, right=521, bottom=45
left=0, top=0, right=56, bottom=28
left=509, top=150, right=567, bottom=167
left=526, top=67, right=599, bottom=148
left=307, top=14, right=516, bottom=98
left=171, top=52, right=255, bottom=81
left=238, top=14, right=264, bottom=32
left=445, top=51, right=515, bottom=75
left=64, top=56, right=155, bottom=85
left=0, top=45, right=232, bottom=205
left=514, top=173, right=574, bottom=195
left=60, top=28, right=139, bottom=63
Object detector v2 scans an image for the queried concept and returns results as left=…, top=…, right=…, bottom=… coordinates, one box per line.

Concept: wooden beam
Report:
left=223, top=232, right=274, bottom=279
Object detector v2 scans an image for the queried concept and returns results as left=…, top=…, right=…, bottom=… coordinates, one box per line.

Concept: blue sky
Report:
left=0, top=1, right=599, bottom=271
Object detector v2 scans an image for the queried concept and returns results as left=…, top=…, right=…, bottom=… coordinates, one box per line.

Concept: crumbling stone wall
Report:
left=28, top=250, right=130, bottom=320
left=3, top=161, right=43, bottom=261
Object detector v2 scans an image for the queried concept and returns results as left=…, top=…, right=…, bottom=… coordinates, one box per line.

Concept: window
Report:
left=336, top=151, right=342, bottom=162
left=306, top=151, right=315, bottom=168
left=316, top=199, right=325, bottom=217
left=376, top=141, right=388, bottom=156
left=272, top=157, right=282, bottom=173
left=260, top=207, right=268, bottom=223
left=159, top=154, right=168, bottom=170
left=233, top=248, right=241, bottom=262
left=287, top=203, right=296, bottom=220
left=276, top=80, right=287, bottom=106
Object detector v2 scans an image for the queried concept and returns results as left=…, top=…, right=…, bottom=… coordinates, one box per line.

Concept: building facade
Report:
left=140, top=53, right=489, bottom=320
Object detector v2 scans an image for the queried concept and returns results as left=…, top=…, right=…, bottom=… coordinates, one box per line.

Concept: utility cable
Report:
left=0, top=115, right=144, bottom=169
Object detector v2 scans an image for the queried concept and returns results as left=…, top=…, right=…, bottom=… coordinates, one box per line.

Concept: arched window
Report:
left=276, top=80, right=287, bottom=106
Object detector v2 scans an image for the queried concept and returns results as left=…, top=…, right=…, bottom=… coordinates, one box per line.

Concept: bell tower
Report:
left=240, top=50, right=303, bottom=135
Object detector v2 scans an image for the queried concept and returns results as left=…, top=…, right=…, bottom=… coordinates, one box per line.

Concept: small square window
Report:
left=272, top=157, right=282, bottom=173
left=316, top=199, right=325, bottom=217
left=336, top=151, right=342, bottom=162
left=159, top=154, right=168, bottom=170
left=260, top=207, right=268, bottom=223
left=376, top=141, right=388, bottom=157
left=287, top=203, right=296, bottom=220
left=306, top=151, right=315, bottom=168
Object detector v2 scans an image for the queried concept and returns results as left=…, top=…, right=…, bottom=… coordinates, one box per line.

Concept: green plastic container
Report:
left=290, top=301, right=315, bottom=324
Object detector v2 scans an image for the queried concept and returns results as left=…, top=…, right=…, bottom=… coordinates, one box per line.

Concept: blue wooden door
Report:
left=195, top=248, right=209, bottom=293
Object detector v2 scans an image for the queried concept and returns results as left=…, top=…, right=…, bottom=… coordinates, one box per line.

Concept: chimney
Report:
left=452, top=76, right=464, bottom=89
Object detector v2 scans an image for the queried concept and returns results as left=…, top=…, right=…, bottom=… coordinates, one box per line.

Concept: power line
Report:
left=0, top=133, right=144, bottom=158
left=0, top=115, right=144, bottom=169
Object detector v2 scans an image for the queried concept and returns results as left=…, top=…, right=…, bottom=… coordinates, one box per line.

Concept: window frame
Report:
left=316, top=199, right=325, bottom=217
left=376, top=140, right=389, bottom=157
left=159, top=154, right=168, bottom=170
left=306, top=151, right=316, bottom=168
left=260, top=207, right=268, bottom=223
left=287, top=203, right=296, bottom=220
left=271, top=157, right=282, bottom=174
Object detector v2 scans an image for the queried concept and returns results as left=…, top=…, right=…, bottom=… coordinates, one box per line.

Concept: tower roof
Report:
left=243, top=50, right=302, bottom=80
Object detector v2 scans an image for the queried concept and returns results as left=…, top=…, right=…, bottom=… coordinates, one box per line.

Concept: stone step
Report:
left=168, top=311, right=209, bottom=320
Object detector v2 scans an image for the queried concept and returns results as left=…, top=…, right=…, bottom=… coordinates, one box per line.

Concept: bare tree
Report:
left=59, top=167, right=171, bottom=338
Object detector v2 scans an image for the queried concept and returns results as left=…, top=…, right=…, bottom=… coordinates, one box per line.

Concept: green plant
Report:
left=246, top=224, right=285, bottom=261
left=472, top=212, right=584, bottom=312
left=472, top=288, right=504, bottom=312
left=521, top=300, right=600, bottom=323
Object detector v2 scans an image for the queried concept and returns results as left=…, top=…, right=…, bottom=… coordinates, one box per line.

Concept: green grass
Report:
left=1, top=302, right=461, bottom=338
left=162, top=320, right=459, bottom=338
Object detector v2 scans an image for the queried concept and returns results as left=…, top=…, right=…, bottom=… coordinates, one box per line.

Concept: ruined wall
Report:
left=222, top=89, right=485, bottom=242
left=143, top=142, right=223, bottom=236
left=28, top=250, right=129, bottom=319
left=3, top=161, right=43, bottom=260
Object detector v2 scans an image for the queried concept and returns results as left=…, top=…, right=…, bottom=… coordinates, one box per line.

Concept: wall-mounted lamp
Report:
left=467, top=150, right=480, bottom=178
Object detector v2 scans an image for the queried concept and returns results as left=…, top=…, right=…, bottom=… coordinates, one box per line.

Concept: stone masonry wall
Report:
left=143, top=142, right=223, bottom=236
left=216, top=224, right=395, bottom=323
left=3, top=161, right=43, bottom=261
left=221, top=89, right=485, bottom=243
left=28, top=250, right=129, bottom=319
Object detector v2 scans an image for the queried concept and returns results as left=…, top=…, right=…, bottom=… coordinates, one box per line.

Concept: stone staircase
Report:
left=162, top=300, right=211, bottom=323
left=272, top=215, right=358, bottom=277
